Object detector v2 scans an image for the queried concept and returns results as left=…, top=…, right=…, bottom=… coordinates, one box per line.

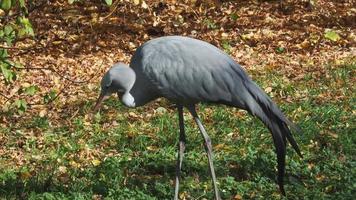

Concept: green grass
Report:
left=0, top=63, right=355, bottom=199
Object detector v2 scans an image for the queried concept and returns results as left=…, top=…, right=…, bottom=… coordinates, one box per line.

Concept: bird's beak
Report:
left=93, top=92, right=109, bottom=112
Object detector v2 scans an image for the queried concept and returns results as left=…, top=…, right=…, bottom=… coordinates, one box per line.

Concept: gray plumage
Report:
left=94, top=36, right=302, bottom=199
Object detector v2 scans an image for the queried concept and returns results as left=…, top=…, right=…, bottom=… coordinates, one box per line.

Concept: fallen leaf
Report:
left=20, top=171, right=32, bottom=180
left=265, top=87, right=272, bottom=93
left=324, top=30, right=341, bottom=42
left=133, top=0, right=140, bottom=6
left=141, top=1, right=148, bottom=9
left=92, top=159, right=101, bottom=166
left=147, top=145, right=157, bottom=151
left=39, top=109, right=47, bottom=117
left=129, top=112, right=138, bottom=118
left=58, top=166, right=67, bottom=174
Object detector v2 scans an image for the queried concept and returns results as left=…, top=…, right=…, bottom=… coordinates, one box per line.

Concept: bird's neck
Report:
left=120, top=67, right=137, bottom=108
left=124, top=67, right=159, bottom=107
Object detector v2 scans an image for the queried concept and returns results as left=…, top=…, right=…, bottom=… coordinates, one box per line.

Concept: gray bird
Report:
left=94, top=36, right=302, bottom=200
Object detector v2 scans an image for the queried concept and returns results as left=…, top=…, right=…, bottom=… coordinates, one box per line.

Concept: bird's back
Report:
left=129, top=36, right=252, bottom=107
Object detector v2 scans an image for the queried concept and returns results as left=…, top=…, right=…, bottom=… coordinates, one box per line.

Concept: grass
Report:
left=0, top=62, right=355, bottom=199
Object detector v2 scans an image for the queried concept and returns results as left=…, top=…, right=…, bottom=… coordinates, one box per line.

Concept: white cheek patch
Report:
left=122, top=92, right=136, bottom=107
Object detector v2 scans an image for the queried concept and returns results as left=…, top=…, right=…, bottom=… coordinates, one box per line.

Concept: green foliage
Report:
left=230, top=13, right=239, bottom=21
left=0, top=61, right=16, bottom=83
left=14, top=98, right=27, bottom=113
left=324, top=30, right=341, bottom=42
left=105, top=0, right=113, bottom=6
left=17, top=16, right=34, bottom=37
left=43, top=90, right=57, bottom=104
left=203, top=19, right=218, bottom=29
left=0, top=169, right=17, bottom=183
left=222, top=40, right=232, bottom=53
left=1, top=0, right=11, bottom=11
left=275, top=46, right=285, bottom=53
left=23, top=85, right=39, bottom=96
left=1, top=25, right=16, bottom=45
left=18, top=0, right=25, bottom=8
left=0, top=48, right=7, bottom=58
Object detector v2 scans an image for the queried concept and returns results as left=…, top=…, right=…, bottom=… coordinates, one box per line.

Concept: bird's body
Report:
left=94, top=36, right=302, bottom=199
left=129, top=36, right=249, bottom=107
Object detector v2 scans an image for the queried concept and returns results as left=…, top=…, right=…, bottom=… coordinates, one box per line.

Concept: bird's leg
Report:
left=187, top=105, right=221, bottom=200
left=174, top=105, right=186, bottom=200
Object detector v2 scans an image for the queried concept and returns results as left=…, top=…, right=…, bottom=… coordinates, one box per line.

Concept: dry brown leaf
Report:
left=265, top=87, right=273, bottom=93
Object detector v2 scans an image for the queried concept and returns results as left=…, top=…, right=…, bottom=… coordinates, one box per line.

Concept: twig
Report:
left=21, top=60, right=101, bottom=84
left=27, top=81, right=71, bottom=106
left=2, top=60, right=103, bottom=107
left=0, top=43, right=46, bottom=55
left=48, top=60, right=102, bottom=84
left=69, top=108, right=80, bottom=121
left=22, top=67, right=49, bottom=70
left=194, top=193, right=207, bottom=200
left=102, top=0, right=121, bottom=20
left=0, top=45, right=22, bottom=50
left=0, top=93, right=11, bottom=104
left=46, top=83, right=69, bottom=105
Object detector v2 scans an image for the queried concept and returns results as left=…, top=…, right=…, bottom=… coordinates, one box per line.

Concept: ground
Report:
left=0, top=0, right=355, bottom=199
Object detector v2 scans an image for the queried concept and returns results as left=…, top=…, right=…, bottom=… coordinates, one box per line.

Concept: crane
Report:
left=93, top=36, right=302, bottom=200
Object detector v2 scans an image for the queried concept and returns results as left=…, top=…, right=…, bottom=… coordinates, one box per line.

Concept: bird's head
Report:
left=93, top=62, right=136, bottom=112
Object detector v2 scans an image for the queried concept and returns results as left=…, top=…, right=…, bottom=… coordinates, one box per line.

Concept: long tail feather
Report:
left=242, top=80, right=302, bottom=195
left=245, top=81, right=302, bottom=156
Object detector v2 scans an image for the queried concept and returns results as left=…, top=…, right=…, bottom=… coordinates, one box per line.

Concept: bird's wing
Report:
left=134, top=37, right=250, bottom=105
